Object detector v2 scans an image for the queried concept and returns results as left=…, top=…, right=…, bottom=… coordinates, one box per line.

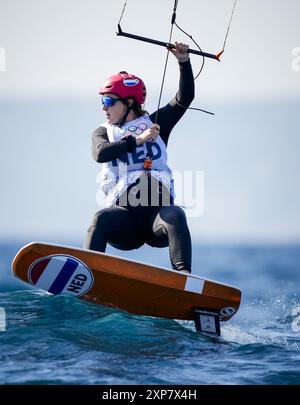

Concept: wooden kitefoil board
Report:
left=12, top=242, right=241, bottom=336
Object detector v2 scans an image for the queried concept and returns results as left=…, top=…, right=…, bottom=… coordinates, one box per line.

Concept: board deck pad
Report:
left=12, top=242, right=241, bottom=324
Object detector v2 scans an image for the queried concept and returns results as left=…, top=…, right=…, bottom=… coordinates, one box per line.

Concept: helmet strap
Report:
left=116, top=99, right=132, bottom=127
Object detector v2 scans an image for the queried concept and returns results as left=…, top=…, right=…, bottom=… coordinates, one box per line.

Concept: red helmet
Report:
left=99, top=71, right=146, bottom=104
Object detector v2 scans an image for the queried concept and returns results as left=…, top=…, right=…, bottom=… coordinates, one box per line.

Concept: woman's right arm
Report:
left=91, top=127, right=137, bottom=163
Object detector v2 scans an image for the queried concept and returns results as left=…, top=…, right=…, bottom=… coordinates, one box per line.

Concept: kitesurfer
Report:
left=85, top=42, right=194, bottom=273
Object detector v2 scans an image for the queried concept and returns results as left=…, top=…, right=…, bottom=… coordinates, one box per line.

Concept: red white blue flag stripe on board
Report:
left=28, top=255, right=93, bottom=296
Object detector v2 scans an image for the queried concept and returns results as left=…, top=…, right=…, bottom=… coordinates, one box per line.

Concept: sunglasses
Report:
left=101, top=96, right=122, bottom=108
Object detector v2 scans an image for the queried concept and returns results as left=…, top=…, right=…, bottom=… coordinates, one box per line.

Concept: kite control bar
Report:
left=117, top=24, right=222, bottom=61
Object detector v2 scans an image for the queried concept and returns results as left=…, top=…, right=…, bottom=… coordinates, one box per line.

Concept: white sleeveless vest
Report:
left=99, top=114, right=174, bottom=206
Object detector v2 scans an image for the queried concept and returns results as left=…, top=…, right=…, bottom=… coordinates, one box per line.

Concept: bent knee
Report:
left=90, top=208, right=115, bottom=229
left=160, top=206, right=188, bottom=226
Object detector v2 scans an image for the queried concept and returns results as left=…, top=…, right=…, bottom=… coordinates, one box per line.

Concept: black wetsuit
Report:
left=85, top=60, right=194, bottom=272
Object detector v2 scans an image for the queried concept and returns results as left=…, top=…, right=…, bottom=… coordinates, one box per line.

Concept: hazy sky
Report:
left=1, top=0, right=300, bottom=101
left=0, top=0, right=300, bottom=244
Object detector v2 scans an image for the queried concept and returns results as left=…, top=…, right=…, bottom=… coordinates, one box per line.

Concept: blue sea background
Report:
left=0, top=94, right=300, bottom=386
left=0, top=96, right=299, bottom=386
left=1, top=240, right=300, bottom=385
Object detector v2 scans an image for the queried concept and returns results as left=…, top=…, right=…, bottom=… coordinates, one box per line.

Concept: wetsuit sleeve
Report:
left=149, top=60, right=195, bottom=146
left=91, top=126, right=137, bottom=163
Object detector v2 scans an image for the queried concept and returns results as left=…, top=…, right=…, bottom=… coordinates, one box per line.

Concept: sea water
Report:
left=0, top=241, right=300, bottom=385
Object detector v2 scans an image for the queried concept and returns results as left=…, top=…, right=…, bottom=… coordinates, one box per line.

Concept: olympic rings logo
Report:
left=124, top=123, right=148, bottom=137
